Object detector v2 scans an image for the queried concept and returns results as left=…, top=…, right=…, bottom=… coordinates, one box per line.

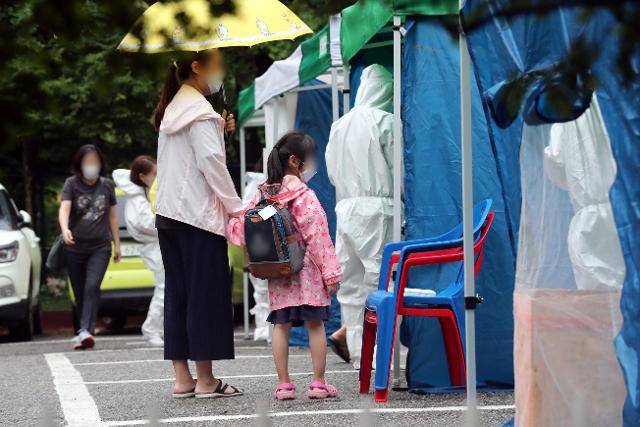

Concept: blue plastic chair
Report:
left=359, top=199, right=494, bottom=402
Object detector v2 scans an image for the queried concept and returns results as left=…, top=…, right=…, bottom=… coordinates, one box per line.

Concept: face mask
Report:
left=82, top=164, right=100, bottom=180
left=206, top=70, right=225, bottom=95
left=301, top=163, right=317, bottom=183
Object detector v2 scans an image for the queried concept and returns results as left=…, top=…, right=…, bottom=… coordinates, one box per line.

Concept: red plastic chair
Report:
left=360, top=211, right=494, bottom=402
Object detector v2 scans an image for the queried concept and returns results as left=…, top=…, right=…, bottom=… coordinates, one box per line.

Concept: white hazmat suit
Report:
left=113, top=169, right=165, bottom=345
left=543, top=97, right=625, bottom=290
left=326, top=64, right=396, bottom=366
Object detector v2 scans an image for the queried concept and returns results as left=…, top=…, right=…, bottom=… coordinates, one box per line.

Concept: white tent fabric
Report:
left=514, top=97, right=626, bottom=426
left=255, top=46, right=302, bottom=110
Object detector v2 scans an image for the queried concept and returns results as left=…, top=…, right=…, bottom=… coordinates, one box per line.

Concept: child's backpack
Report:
left=243, top=192, right=306, bottom=279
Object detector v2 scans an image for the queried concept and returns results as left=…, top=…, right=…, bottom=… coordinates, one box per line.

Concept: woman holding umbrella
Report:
left=120, top=0, right=313, bottom=399
left=152, top=49, right=245, bottom=398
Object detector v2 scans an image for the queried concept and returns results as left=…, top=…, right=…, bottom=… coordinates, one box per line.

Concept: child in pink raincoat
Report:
left=228, top=132, right=343, bottom=401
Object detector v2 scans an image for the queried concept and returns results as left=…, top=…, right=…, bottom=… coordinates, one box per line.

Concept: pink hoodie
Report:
left=228, top=175, right=343, bottom=311
left=156, top=84, right=242, bottom=236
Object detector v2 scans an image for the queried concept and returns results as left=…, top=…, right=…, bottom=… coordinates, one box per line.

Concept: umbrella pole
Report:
left=459, top=9, right=478, bottom=426
left=392, top=15, right=403, bottom=387
left=240, top=127, right=250, bottom=340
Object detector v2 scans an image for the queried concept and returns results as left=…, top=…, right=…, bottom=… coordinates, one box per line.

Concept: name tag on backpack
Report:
left=258, top=205, right=278, bottom=221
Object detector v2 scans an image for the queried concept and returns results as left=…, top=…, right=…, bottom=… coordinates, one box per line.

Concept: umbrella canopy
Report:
left=118, top=0, right=312, bottom=53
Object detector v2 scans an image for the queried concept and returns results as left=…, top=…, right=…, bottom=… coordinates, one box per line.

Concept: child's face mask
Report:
left=301, top=160, right=317, bottom=183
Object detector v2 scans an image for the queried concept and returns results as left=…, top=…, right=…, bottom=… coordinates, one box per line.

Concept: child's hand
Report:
left=326, top=282, right=340, bottom=295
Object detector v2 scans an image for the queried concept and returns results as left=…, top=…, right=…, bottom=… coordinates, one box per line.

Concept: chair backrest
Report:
left=396, top=211, right=495, bottom=301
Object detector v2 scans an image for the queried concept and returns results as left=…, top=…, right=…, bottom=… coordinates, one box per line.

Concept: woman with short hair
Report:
left=58, top=144, right=120, bottom=350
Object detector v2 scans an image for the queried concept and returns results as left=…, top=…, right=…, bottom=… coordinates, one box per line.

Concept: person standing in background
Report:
left=113, top=156, right=164, bottom=347
left=325, top=65, right=396, bottom=368
left=58, top=144, right=121, bottom=350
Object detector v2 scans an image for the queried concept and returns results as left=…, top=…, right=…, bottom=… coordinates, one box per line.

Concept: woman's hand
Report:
left=113, top=243, right=121, bottom=263
left=326, top=282, right=340, bottom=295
left=223, top=110, right=236, bottom=135
left=62, top=229, right=75, bottom=246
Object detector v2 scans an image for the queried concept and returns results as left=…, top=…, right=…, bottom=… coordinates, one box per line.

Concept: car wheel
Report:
left=9, top=298, right=34, bottom=342
left=103, top=314, right=127, bottom=331
left=33, top=299, right=43, bottom=336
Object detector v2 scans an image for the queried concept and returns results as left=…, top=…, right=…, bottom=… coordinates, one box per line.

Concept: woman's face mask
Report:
left=82, top=164, right=100, bottom=180
left=206, top=69, right=225, bottom=95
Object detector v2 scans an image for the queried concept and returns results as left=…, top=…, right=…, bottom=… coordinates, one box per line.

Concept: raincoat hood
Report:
left=258, top=174, right=307, bottom=204
left=159, top=84, right=223, bottom=135
left=113, top=169, right=144, bottom=196
left=354, top=64, right=393, bottom=112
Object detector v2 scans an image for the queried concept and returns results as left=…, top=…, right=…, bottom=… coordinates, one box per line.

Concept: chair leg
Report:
left=438, top=312, right=466, bottom=386
left=373, top=297, right=397, bottom=403
left=359, top=310, right=377, bottom=393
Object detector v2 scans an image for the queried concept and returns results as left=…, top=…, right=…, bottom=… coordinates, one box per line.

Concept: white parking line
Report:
left=74, top=354, right=316, bottom=366
left=84, top=369, right=358, bottom=385
left=45, top=353, right=103, bottom=427
left=103, top=404, right=516, bottom=426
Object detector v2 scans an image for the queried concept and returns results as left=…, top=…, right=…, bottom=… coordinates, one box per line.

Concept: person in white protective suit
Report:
left=113, top=157, right=165, bottom=346
left=543, top=96, right=625, bottom=290
left=325, top=64, right=396, bottom=367
left=242, top=171, right=271, bottom=342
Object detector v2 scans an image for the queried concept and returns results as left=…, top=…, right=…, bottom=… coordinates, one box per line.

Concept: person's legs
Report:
left=306, top=320, right=327, bottom=384
left=141, top=268, right=165, bottom=344
left=272, top=322, right=292, bottom=384
left=80, top=246, right=111, bottom=335
left=159, top=229, right=191, bottom=394
left=183, top=230, right=234, bottom=361
left=172, top=360, right=195, bottom=394
left=66, top=250, right=89, bottom=334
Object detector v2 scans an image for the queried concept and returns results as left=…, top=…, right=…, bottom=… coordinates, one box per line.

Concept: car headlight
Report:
left=0, top=241, right=19, bottom=263
left=0, top=283, right=15, bottom=297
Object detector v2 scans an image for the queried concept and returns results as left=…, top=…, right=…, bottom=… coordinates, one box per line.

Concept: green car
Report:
left=69, top=189, right=245, bottom=331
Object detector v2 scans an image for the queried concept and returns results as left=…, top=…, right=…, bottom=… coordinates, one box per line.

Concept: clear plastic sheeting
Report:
left=515, top=99, right=626, bottom=426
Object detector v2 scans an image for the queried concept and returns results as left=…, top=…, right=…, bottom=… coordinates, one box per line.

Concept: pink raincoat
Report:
left=228, top=175, right=343, bottom=311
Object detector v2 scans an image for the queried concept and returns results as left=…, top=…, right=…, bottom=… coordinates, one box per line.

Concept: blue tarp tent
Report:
left=461, top=2, right=640, bottom=424
left=398, top=17, right=519, bottom=392
left=289, top=81, right=343, bottom=346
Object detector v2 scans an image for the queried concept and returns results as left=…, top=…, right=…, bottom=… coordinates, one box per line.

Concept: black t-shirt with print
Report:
left=61, top=176, right=117, bottom=253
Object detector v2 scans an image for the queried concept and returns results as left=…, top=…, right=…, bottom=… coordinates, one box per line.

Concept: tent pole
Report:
left=240, top=127, right=250, bottom=340
left=331, top=67, right=340, bottom=122
left=459, top=7, right=478, bottom=426
left=392, top=14, right=403, bottom=387
left=343, top=64, right=351, bottom=114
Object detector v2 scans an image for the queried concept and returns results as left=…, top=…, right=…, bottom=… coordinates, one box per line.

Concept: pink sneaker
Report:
left=274, top=383, right=296, bottom=401
left=307, top=381, right=338, bottom=399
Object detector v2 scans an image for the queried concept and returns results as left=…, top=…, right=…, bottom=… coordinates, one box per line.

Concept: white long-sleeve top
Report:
left=155, top=84, right=242, bottom=236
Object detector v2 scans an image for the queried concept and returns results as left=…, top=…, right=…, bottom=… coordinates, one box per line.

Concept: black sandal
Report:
left=328, top=336, right=351, bottom=363
left=195, top=379, right=244, bottom=399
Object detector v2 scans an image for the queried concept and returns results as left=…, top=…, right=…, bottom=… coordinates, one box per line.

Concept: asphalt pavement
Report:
left=0, top=330, right=514, bottom=426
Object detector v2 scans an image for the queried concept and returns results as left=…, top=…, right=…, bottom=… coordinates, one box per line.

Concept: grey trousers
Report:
left=66, top=246, right=111, bottom=335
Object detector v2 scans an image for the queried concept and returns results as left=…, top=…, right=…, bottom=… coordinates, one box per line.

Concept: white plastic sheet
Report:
left=514, top=97, right=626, bottom=426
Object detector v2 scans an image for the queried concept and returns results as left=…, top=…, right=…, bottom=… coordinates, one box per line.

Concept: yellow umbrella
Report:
left=118, top=0, right=312, bottom=53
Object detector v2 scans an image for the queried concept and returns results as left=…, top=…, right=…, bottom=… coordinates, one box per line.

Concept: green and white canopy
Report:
left=238, top=0, right=456, bottom=127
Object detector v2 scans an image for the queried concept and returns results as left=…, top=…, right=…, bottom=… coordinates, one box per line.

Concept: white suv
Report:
left=0, top=184, right=42, bottom=340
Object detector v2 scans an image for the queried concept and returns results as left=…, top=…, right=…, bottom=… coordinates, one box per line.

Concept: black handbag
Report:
left=46, top=234, right=66, bottom=272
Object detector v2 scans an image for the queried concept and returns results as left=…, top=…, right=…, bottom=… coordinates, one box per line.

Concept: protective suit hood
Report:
left=354, top=64, right=393, bottom=112
left=113, top=169, right=144, bottom=196
left=159, top=84, right=223, bottom=135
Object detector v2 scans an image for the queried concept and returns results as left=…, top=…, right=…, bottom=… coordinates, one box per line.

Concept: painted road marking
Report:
left=84, top=369, right=358, bottom=385
left=103, top=405, right=516, bottom=426
left=45, top=353, right=103, bottom=427
left=74, top=354, right=322, bottom=366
